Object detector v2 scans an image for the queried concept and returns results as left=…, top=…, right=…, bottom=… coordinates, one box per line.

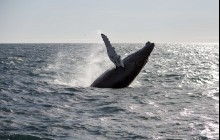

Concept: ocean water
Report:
left=0, top=43, right=219, bottom=140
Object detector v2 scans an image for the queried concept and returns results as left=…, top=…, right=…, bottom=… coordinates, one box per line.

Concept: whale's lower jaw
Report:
left=90, top=42, right=155, bottom=88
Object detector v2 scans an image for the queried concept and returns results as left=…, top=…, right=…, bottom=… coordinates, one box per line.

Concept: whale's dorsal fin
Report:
left=101, top=34, right=124, bottom=68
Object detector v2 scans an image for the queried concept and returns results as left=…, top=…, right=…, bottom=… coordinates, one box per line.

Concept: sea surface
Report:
left=0, top=43, right=219, bottom=140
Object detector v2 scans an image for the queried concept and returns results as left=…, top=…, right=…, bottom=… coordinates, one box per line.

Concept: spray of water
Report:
left=46, top=44, right=111, bottom=87
left=77, top=44, right=110, bottom=87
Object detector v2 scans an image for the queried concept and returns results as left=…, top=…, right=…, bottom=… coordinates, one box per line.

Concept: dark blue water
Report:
left=0, top=43, right=219, bottom=140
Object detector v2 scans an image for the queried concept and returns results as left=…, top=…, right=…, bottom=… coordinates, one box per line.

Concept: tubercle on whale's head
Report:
left=144, top=42, right=155, bottom=53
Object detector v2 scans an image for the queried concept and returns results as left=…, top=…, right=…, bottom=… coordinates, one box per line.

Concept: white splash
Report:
left=46, top=44, right=111, bottom=87
left=79, top=44, right=110, bottom=87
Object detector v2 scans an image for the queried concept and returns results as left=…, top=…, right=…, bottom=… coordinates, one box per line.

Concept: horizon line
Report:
left=0, top=42, right=219, bottom=45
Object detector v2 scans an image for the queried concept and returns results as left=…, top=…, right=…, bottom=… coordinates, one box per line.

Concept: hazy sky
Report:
left=0, top=0, right=219, bottom=43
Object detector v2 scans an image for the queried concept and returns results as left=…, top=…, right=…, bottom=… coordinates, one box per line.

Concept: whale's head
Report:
left=123, top=42, right=155, bottom=68
left=142, top=42, right=155, bottom=57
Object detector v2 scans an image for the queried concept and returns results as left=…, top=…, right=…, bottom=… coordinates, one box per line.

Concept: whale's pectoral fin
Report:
left=101, top=34, right=124, bottom=68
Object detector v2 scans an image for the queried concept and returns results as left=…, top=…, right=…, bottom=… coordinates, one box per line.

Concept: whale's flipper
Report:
left=101, top=34, right=124, bottom=68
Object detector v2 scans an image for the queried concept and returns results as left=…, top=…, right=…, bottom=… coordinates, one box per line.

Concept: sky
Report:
left=0, top=0, right=219, bottom=43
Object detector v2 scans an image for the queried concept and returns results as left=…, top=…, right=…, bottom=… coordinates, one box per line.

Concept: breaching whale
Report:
left=91, top=34, right=155, bottom=88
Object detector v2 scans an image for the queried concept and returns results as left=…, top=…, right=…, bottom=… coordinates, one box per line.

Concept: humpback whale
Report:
left=91, top=34, right=155, bottom=88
